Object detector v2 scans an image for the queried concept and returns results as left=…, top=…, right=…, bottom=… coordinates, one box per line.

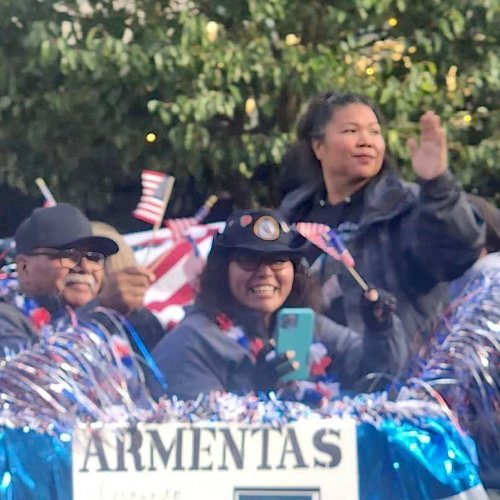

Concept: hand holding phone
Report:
left=253, top=342, right=297, bottom=392
left=275, top=308, right=315, bottom=381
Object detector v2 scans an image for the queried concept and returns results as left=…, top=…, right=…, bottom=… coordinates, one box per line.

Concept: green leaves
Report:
left=0, top=0, right=499, bottom=215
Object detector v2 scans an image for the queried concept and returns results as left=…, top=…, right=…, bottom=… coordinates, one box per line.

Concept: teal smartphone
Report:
left=275, top=307, right=315, bottom=381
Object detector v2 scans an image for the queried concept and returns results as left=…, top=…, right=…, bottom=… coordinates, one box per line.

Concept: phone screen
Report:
left=275, top=307, right=315, bottom=381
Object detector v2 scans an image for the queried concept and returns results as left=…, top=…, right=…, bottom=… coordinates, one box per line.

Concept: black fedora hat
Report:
left=213, top=209, right=308, bottom=255
left=15, top=203, right=119, bottom=256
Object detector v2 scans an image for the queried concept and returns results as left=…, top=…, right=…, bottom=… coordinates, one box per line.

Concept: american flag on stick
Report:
left=295, top=222, right=355, bottom=267
left=296, top=222, right=369, bottom=291
left=164, top=194, right=218, bottom=241
left=35, top=178, right=57, bottom=207
left=125, top=223, right=224, bottom=327
left=133, top=170, right=175, bottom=227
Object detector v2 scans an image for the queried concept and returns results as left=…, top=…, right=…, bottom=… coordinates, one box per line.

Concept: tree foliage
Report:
left=0, top=0, right=499, bottom=220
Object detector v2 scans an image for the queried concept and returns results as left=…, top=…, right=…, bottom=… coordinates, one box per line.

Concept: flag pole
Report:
left=143, top=176, right=175, bottom=266
left=35, top=178, right=57, bottom=206
left=193, top=194, right=218, bottom=222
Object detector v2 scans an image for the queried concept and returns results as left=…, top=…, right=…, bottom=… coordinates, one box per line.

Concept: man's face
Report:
left=16, top=247, right=104, bottom=308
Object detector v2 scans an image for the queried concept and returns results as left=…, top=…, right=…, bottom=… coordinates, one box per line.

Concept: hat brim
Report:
left=214, top=237, right=309, bottom=256
left=58, top=236, right=119, bottom=256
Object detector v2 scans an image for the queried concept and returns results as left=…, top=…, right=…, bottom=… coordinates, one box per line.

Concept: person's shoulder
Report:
left=0, top=299, right=37, bottom=341
left=469, top=252, right=500, bottom=276
left=0, top=300, right=25, bottom=323
left=177, top=308, right=215, bottom=331
left=157, top=309, right=215, bottom=346
left=279, top=180, right=324, bottom=220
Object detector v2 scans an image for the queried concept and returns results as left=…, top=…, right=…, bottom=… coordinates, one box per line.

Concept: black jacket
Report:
left=280, top=170, right=484, bottom=341
left=0, top=299, right=38, bottom=357
left=0, top=293, right=165, bottom=358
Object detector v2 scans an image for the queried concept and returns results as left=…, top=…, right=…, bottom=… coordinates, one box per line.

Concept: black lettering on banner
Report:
left=219, top=428, right=246, bottom=470
left=147, top=428, right=186, bottom=471
left=115, top=429, right=145, bottom=472
left=313, top=429, right=342, bottom=468
left=251, top=427, right=280, bottom=470
left=79, top=432, right=111, bottom=472
left=277, top=428, right=307, bottom=469
left=189, top=427, right=216, bottom=471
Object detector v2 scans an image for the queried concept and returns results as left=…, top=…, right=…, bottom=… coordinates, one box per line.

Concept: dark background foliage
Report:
left=1, top=0, right=498, bottom=235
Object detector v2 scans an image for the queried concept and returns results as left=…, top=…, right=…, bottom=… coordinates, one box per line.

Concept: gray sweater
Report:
left=148, top=304, right=408, bottom=400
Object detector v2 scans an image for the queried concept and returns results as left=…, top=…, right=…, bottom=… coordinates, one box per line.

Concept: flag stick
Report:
left=296, top=222, right=371, bottom=293
left=346, top=266, right=370, bottom=292
left=35, top=178, right=57, bottom=206
left=193, top=194, right=218, bottom=222
left=143, top=176, right=176, bottom=266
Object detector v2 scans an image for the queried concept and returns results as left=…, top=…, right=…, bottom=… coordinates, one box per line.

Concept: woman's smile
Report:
left=249, top=284, right=277, bottom=296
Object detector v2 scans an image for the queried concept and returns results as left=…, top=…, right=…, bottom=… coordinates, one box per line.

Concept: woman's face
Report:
left=228, top=254, right=294, bottom=318
left=312, top=102, right=385, bottom=185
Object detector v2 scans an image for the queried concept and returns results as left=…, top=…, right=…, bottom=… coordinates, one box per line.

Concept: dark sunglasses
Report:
left=28, top=248, right=106, bottom=270
left=231, top=253, right=294, bottom=271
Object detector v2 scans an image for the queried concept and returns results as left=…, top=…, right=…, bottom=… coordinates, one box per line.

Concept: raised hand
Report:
left=99, top=266, right=155, bottom=314
left=407, top=110, right=448, bottom=180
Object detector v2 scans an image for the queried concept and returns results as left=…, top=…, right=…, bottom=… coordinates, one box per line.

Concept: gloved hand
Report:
left=360, top=287, right=397, bottom=333
left=253, top=339, right=298, bottom=392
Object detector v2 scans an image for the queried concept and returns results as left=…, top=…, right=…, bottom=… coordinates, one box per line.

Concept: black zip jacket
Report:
left=280, top=169, right=484, bottom=342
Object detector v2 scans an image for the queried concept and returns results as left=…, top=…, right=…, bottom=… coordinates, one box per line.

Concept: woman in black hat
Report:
left=148, top=209, right=408, bottom=402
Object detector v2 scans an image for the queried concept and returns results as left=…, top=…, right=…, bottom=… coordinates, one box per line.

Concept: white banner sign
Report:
left=73, top=419, right=358, bottom=500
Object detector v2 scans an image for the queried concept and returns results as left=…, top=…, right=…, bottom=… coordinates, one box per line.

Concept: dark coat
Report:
left=0, top=293, right=165, bottom=358
left=280, top=170, right=484, bottom=341
left=0, top=300, right=38, bottom=357
left=148, top=303, right=408, bottom=401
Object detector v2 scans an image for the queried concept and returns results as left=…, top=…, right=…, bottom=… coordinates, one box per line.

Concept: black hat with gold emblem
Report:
left=212, top=209, right=308, bottom=255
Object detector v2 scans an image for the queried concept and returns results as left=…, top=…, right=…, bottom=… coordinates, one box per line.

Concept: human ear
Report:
left=15, top=255, right=27, bottom=271
left=311, top=139, right=324, bottom=161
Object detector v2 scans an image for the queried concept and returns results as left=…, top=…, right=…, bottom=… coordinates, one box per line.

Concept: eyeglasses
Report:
left=232, top=254, right=293, bottom=272
left=28, top=248, right=106, bottom=270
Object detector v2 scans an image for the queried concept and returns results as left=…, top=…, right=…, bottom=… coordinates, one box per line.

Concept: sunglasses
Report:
left=232, top=253, right=294, bottom=271
left=28, top=248, right=106, bottom=270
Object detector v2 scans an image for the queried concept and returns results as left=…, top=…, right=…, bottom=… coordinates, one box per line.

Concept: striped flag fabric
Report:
left=125, top=223, right=224, bottom=327
left=133, top=170, right=173, bottom=226
left=295, top=221, right=356, bottom=268
left=164, top=217, right=198, bottom=241
left=164, top=195, right=219, bottom=241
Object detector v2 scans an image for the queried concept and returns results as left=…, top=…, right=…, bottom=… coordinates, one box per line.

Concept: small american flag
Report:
left=164, top=217, right=198, bottom=241
left=133, top=170, right=174, bottom=226
left=125, top=223, right=223, bottom=327
left=295, top=221, right=355, bottom=268
left=164, top=195, right=218, bottom=241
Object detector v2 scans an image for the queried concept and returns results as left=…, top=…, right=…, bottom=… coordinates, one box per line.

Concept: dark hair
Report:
left=467, top=194, right=500, bottom=253
left=197, top=251, right=324, bottom=322
left=279, top=91, right=394, bottom=198
left=297, top=91, right=383, bottom=143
